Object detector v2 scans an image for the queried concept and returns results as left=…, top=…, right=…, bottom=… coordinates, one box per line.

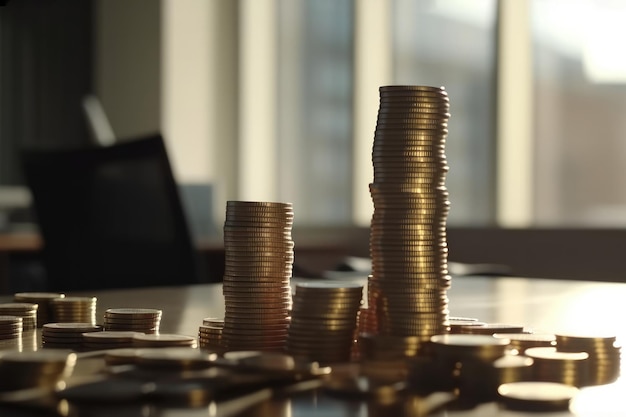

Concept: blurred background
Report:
left=2, top=0, right=626, bottom=283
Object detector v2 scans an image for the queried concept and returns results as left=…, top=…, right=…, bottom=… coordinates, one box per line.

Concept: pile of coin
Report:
left=41, top=322, right=103, bottom=350
left=286, top=281, right=362, bottom=364
left=104, top=308, right=162, bottom=334
left=0, top=303, right=37, bottom=331
left=369, top=85, right=451, bottom=339
left=198, top=317, right=224, bottom=353
left=51, top=296, right=97, bottom=325
left=555, top=333, right=621, bottom=385
left=14, top=292, right=65, bottom=327
left=221, top=201, right=294, bottom=352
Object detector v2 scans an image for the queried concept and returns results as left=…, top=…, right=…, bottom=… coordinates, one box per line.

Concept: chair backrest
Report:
left=21, top=133, right=200, bottom=291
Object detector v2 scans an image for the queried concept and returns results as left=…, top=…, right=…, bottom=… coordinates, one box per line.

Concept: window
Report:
left=263, top=0, right=497, bottom=226
left=532, top=0, right=626, bottom=226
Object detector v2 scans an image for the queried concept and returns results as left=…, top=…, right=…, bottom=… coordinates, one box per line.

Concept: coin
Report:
left=132, top=334, right=197, bottom=348
left=497, top=382, right=579, bottom=411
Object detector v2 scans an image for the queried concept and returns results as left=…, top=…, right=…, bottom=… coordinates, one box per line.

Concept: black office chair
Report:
left=21, top=133, right=201, bottom=291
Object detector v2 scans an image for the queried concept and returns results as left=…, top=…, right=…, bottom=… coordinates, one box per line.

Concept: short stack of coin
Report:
left=132, top=334, right=197, bottom=349
left=83, top=331, right=144, bottom=350
left=221, top=201, right=294, bottom=352
left=458, top=323, right=527, bottom=335
left=425, top=334, right=513, bottom=399
left=51, top=296, right=97, bottom=325
left=0, top=315, right=23, bottom=343
left=104, top=308, right=162, bottom=334
left=369, top=85, right=451, bottom=340
left=359, top=332, right=425, bottom=381
left=286, top=281, right=362, bottom=364
left=555, top=333, right=621, bottom=385
left=14, top=292, right=65, bottom=327
left=198, top=317, right=224, bottom=353
left=524, top=347, right=590, bottom=387
left=0, top=303, right=38, bottom=331
left=493, top=333, right=557, bottom=353
left=41, top=322, right=103, bottom=350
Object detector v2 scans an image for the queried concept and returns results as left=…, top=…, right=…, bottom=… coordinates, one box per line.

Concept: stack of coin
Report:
left=0, top=315, right=23, bottom=342
left=132, top=334, right=197, bottom=349
left=198, top=325, right=223, bottom=353
left=524, top=347, right=590, bottom=387
left=555, top=333, right=621, bottom=385
left=0, top=303, right=37, bottom=330
left=427, top=334, right=512, bottom=401
left=449, top=316, right=484, bottom=334
left=221, top=201, right=294, bottom=352
left=493, top=333, right=557, bottom=353
left=369, top=85, right=451, bottom=339
left=103, top=308, right=162, bottom=334
left=51, top=296, right=97, bottom=325
left=286, top=282, right=362, bottom=364
left=41, top=322, right=103, bottom=350
left=359, top=333, right=425, bottom=381
left=83, top=331, right=145, bottom=350
left=429, top=334, right=512, bottom=363
left=360, top=333, right=424, bottom=361
left=453, top=353, right=536, bottom=404
left=364, top=275, right=379, bottom=334
left=357, top=307, right=376, bottom=335
left=133, top=347, right=216, bottom=371
left=198, top=317, right=224, bottom=352
left=497, top=381, right=580, bottom=412
left=458, top=323, right=527, bottom=335
left=0, top=350, right=77, bottom=391
left=14, top=292, right=65, bottom=327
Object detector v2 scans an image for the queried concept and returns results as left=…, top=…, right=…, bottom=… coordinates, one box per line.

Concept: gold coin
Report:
left=226, top=200, right=292, bottom=208
left=42, top=323, right=102, bottom=333
left=83, top=331, right=144, bottom=342
left=497, top=382, right=579, bottom=412
left=104, top=308, right=162, bottom=318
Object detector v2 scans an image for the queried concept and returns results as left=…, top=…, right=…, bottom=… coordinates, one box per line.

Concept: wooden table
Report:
left=0, top=274, right=624, bottom=416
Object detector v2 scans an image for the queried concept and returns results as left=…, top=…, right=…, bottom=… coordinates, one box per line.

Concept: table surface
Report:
left=0, top=274, right=624, bottom=416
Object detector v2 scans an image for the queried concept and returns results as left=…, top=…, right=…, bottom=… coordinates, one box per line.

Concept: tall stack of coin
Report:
left=286, top=282, right=362, bottom=364
left=369, top=85, right=451, bottom=340
left=51, top=296, right=97, bottom=325
left=14, top=292, right=65, bottom=327
left=0, top=303, right=38, bottom=330
left=103, top=308, right=162, bottom=334
left=221, top=201, right=294, bottom=352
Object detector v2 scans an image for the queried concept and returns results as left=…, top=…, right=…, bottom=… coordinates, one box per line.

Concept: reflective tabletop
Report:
left=0, top=274, right=623, bottom=416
